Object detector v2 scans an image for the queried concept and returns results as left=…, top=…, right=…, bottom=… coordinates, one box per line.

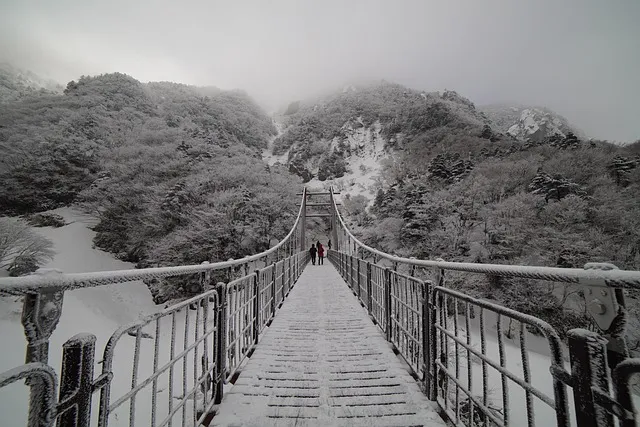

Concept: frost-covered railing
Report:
left=327, top=187, right=640, bottom=427
left=0, top=189, right=311, bottom=427
left=97, top=250, right=309, bottom=427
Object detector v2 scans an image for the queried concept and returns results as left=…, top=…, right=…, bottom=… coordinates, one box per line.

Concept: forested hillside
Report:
left=346, top=119, right=640, bottom=347
left=273, top=82, right=490, bottom=183
left=0, top=63, right=63, bottom=103
left=0, top=73, right=300, bottom=302
left=273, top=81, right=640, bottom=349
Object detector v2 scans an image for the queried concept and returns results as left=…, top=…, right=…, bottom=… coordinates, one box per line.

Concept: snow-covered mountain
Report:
left=479, top=104, right=582, bottom=142
left=264, top=82, right=489, bottom=200
left=0, top=63, right=64, bottom=103
left=264, top=115, right=387, bottom=199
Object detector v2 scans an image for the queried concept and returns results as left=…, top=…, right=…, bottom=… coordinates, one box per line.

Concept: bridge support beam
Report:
left=299, top=188, right=306, bottom=251
left=568, top=329, right=614, bottom=427
left=57, top=334, right=96, bottom=427
left=21, top=284, right=64, bottom=427
left=329, top=187, right=339, bottom=252
left=214, top=282, right=227, bottom=405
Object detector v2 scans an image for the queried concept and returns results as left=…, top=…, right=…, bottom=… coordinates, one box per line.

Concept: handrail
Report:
left=0, top=189, right=307, bottom=294
left=329, top=188, right=640, bottom=289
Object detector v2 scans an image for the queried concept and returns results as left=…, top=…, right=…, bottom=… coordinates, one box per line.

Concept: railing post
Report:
left=288, top=257, right=292, bottom=292
left=423, top=283, right=437, bottom=400
left=350, top=255, right=355, bottom=291
left=21, top=280, right=64, bottom=427
left=435, top=261, right=446, bottom=288
left=0, top=364, right=58, bottom=427
left=345, top=254, right=349, bottom=285
left=57, top=334, right=96, bottom=427
left=366, top=261, right=372, bottom=313
left=281, top=259, right=286, bottom=301
left=342, top=252, right=346, bottom=278
left=271, top=262, right=276, bottom=316
left=346, top=254, right=350, bottom=286
left=284, top=257, right=288, bottom=296
left=200, top=261, right=211, bottom=292
left=612, top=359, right=640, bottom=427
left=385, top=267, right=392, bottom=342
left=243, top=258, right=249, bottom=277
left=282, top=259, right=288, bottom=297
left=567, top=329, right=615, bottom=427
left=288, top=256, right=292, bottom=291
left=582, top=262, right=629, bottom=370
left=214, top=282, right=227, bottom=405
left=357, top=257, right=361, bottom=300
left=253, top=271, right=260, bottom=345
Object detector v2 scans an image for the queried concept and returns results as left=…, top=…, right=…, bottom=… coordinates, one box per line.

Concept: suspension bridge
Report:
left=1, top=187, right=640, bottom=427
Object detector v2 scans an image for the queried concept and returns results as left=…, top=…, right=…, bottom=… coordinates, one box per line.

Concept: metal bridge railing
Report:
left=0, top=189, right=311, bottom=427
left=97, top=250, right=310, bottom=427
left=328, top=250, right=640, bottom=427
left=327, top=186, right=640, bottom=427
left=0, top=250, right=310, bottom=427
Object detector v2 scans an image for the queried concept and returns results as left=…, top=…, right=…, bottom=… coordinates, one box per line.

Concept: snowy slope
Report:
left=265, top=117, right=389, bottom=202
left=0, top=208, right=159, bottom=426
left=305, top=119, right=388, bottom=200
left=261, top=118, right=289, bottom=165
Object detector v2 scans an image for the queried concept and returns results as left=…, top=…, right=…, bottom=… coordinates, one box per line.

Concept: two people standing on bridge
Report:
left=309, top=241, right=326, bottom=265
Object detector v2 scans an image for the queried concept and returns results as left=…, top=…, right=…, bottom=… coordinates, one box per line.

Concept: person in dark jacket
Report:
left=327, top=239, right=332, bottom=250
left=309, top=244, right=317, bottom=265
left=317, top=242, right=325, bottom=265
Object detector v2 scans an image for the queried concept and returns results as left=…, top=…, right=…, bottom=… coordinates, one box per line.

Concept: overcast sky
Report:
left=1, top=0, right=639, bottom=141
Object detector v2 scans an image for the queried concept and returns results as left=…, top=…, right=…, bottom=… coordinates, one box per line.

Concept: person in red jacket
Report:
left=317, top=242, right=325, bottom=265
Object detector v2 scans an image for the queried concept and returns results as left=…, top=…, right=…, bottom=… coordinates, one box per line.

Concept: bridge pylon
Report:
left=299, top=187, right=306, bottom=250
left=297, top=187, right=340, bottom=251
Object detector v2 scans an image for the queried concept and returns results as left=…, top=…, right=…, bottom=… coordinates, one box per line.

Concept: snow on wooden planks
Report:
left=213, top=264, right=445, bottom=427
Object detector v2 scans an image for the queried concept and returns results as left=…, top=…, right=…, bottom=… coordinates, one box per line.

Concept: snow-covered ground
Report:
left=262, top=119, right=290, bottom=166
left=0, top=208, right=160, bottom=426
left=316, top=119, right=387, bottom=201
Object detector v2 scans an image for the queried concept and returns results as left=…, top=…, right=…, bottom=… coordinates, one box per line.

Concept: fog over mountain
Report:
left=1, top=0, right=638, bottom=142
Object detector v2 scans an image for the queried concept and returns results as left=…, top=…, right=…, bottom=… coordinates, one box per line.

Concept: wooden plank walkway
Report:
left=213, top=263, right=445, bottom=427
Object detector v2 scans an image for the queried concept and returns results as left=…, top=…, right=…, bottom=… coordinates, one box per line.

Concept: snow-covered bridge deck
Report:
left=213, top=263, right=445, bottom=427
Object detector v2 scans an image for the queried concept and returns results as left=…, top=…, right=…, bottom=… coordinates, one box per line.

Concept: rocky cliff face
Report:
left=506, top=108, right=571, bottom=141
left=264, top=82, right=489, bottom=199
left=479, top=104, right=581, bottom=142
left=264, top=116, right=388, bottom=199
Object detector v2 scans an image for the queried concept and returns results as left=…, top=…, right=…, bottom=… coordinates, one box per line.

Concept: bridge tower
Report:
left=298, top=187, right=339, bottom=251
left=299, top=187, right=306, bottom=250
left=329, top=186, right=339, bottom=251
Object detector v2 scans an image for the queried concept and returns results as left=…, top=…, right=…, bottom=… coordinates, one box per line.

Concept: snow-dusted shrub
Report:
left=24, top=213, right=66, bottom=228
left=0, top=218, right=54, bottom=273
